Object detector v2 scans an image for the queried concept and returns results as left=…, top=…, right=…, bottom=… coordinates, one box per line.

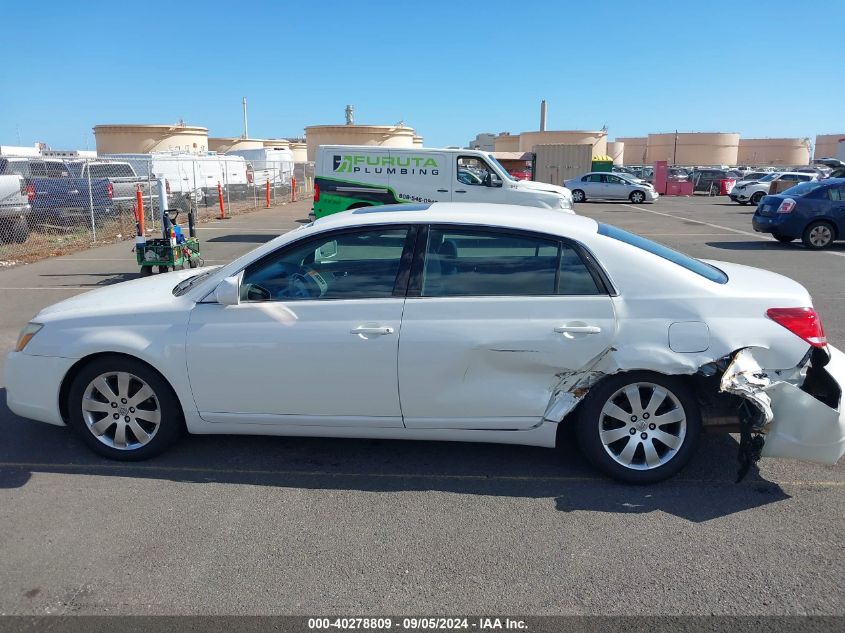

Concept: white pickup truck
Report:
left=0, top=173, right=31, bottom=244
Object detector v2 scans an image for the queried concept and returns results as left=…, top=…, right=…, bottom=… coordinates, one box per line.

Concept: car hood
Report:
left=514, top=179, right=572, bottom=198
left=36, top=267, right=208, bottom=319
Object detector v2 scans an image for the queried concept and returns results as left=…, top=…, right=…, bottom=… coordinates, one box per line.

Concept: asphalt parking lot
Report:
left=0, top=196, right=843, bottom=616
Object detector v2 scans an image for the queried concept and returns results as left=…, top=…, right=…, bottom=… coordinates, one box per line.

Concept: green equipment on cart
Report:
left=136, top=207, right=202, bottom=276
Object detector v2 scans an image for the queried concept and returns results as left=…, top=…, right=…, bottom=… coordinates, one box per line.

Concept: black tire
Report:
left=750, top=191, right=765, bottom=206
left=773, top=233, right=794, bottom=244
left=67, top=355, right=184, bottom=461
left=158, top=265, right=169, bottom=274
left=802, top=220, right=835, bottom=250
left=629, top=191, right=646, bottom=204
left=738, top=201, right=749, bottom=206
left=188, top=257, right=199, bottom=268
left=140, top=265, right=153, bottom=277
left=575, top=371, right=702, bottom=484
left=10, top=217, right=28, bottom=243
left=571, top=189, right=586, bottom=203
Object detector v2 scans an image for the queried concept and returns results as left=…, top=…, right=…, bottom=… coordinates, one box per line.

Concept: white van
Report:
left=312, top=146, right=573, bottom=219
left=226, top=147, right=294, bottom=186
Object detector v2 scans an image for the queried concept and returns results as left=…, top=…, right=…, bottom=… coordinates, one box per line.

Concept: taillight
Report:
left=107, top=182, right=114, bottom=199
left=766, top=307, right=827, bottom=347
left=777, top=198, right=796, bottom=213
left=165, top=179, right=171, bottom=195
left=314, top=183, right=320, bottom=202
left=24, top=182, right=35, bottom=202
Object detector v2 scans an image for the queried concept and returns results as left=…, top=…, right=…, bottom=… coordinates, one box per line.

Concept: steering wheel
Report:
left=287, top=267, right=328, bottom=298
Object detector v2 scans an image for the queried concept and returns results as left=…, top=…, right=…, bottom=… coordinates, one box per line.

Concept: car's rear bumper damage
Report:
left=721, top=345, right=845, bottom=466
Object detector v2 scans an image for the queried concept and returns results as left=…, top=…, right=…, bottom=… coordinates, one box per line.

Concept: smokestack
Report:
left=540, top=99, right=547, bottom=132
left=242, top=97, right=249, bottom=139
left=345, top=105, right=354, bottom=126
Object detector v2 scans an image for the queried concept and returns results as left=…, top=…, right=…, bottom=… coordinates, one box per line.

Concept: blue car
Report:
left=752, top=178, right=845, bottom=249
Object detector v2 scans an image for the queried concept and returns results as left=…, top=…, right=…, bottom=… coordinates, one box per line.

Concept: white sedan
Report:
left=6, top=203, right=845, bottom=483
left=565, top=172, right=659, bottom=204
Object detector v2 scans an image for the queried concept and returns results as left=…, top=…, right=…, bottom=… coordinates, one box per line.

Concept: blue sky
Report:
left=1, top=0, right=843, bottom=151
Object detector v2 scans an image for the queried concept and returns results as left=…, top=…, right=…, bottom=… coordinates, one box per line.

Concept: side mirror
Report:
left=490, top=175, right=503, bottom=188
left=316, top=239, right=338, bottom=260
left=214, top=275, right=241, bottom=306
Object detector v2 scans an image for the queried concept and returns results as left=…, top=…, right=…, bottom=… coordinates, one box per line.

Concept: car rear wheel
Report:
left=571, top=189, right=586, bottom=203
left=67, top=356, right=184, bottom=460
left=802, top=221, right=835, bottom=249
left=629, top=191, right=645, bottom=204
left=750, top=192, right=765, bottom=206
left=575, top=372, right=701, bottom=484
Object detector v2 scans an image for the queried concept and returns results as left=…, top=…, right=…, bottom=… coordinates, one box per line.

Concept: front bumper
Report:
left=730, top=190, right=752, bottom=202
left=4, top=352, right=75, bottom=426
left=645, top=190, right=659, bottom=201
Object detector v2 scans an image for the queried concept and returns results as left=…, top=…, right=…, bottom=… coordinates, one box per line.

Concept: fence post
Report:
left=224, top=159, right=231, bottom=215
left=86, top=159, right=97, bottom=242
left=156, top=177, right=168, bottom=229
left=217, top=182, right=226, bottom=219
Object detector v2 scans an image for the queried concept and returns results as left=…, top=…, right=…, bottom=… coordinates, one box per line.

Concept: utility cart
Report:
left=136, top=207, right=201, bottom=276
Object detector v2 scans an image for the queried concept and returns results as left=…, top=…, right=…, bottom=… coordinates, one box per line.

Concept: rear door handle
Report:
left=350, top=326, right=394, bottom=336
left=455, top=190, right=467, bottom=194
left=437, top=189, right=448, bottom=193
left=554, top=325, right=601, bottom=334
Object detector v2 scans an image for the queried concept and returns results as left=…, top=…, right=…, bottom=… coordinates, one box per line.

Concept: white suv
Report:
left=729, top=171, right=817, bottom=206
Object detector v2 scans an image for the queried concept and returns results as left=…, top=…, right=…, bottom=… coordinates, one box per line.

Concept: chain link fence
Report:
left=0, top=153, right=314, bottom=266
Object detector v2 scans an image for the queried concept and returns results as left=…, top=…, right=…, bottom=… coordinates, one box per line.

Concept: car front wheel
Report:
left=571, top=189, right=586, bottom=203
left=629, top=191, right=645, bottom=204
left=575, top=372, right=701, bottom=484
left=68, top=356, right=184, bottom=460
left=750, top=192, right=765, bottom=206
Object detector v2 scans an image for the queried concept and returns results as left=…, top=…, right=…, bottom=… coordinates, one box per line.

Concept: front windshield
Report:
left=487, top=154, right=517, bottom=181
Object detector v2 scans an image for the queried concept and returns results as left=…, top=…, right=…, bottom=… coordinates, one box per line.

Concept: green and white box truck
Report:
left=312, top=146, right=573, bottom=219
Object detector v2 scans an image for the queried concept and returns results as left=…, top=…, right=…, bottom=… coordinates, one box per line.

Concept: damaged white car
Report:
left=6, top=203, right=845, bottom=483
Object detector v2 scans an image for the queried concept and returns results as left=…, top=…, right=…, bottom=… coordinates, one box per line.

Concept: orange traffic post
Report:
left=217, top=181, right=226, bottom=219
left=265, top=179, right=271, bottom=208
left=135, top=185, right=145, bottom=235
left=291, top=176, right=297, bottom=203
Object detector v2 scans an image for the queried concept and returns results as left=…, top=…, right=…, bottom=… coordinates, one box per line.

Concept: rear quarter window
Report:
left=598, top=224, right=728, bottom=284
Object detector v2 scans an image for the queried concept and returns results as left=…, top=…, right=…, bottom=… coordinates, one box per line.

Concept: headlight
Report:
left=559, top=196, right=573, bottom=210
left=15, top=322, right=43, bottom=352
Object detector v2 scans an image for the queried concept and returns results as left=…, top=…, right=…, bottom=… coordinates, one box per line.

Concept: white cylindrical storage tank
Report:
left=93, top=124, right=209, bottom=154
left=518, top=130, right=607, bottom=156
left=209, top=137, right=266, bottom=153
left=494, top=134, right=520, bottom=152
left=304, top=125, right=416, bottom=161
left=607, top=141, right=624, bottom=165
left=647, top=132, right=739, bottom=165
left=412, top=135, right=424, bottom=148
left=615, top=137, right=647, bottom=165
left=737, top=138, right=810, bottom=166
left=814, top=134, right=845, bottom=160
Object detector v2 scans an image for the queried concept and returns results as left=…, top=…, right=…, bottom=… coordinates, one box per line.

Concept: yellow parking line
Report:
left=0, top=461, right=842, bottom=487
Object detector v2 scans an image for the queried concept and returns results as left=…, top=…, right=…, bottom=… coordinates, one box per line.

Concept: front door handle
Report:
left=437, top=189, right=449, bottom=193
left=455, top=189, right=467, bottom=194
left=350, top=326, right=394, bottom=336
left=554, top=325, right=601, bottom=334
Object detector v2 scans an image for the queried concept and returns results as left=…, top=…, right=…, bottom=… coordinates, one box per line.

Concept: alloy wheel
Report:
left=81, top=371, right=161, bottom=450
left=808, top=225, right=833, bottom=248
left=598, top=382, right=687, bottom=470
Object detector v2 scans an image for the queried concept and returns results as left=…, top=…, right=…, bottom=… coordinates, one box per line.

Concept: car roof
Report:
left=312, top=202, right=600, bottom=239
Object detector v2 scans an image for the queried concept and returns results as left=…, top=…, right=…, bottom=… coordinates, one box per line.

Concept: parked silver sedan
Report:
left=565, top=172, right=659, bottom=204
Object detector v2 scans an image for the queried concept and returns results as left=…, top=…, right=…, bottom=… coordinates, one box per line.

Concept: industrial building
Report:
left=468, top=133, right=496, bottom=151
left=615, top=137, right=647, bottom=165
